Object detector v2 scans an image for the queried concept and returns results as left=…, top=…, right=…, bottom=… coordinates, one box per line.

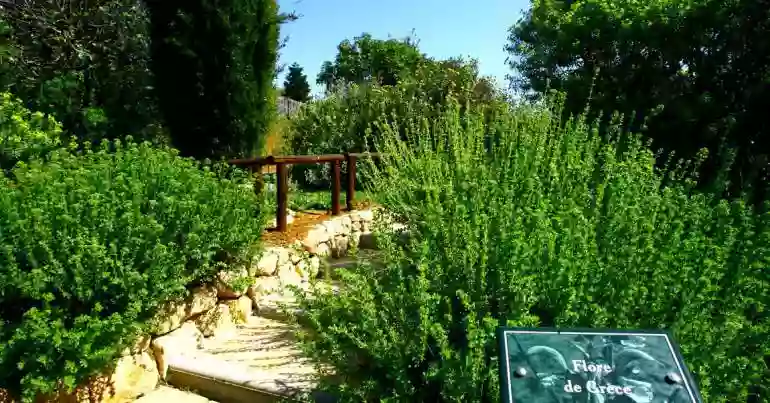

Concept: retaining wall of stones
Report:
left=0, top=209, right=380, bottom=403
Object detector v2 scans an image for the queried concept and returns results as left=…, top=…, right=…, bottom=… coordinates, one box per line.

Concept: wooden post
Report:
left=331, top=160, right=341, bottom=216
left=276, top=162, right=288, bottom=232
left=346, top=154, right=357, bottom=211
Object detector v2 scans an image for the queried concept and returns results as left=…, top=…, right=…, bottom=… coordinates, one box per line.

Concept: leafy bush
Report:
left=289, top=59, right=505, bottom=189
left=0, top=139, right=266, bottom=401
left=294, top=100, right=770, bottom=402
left=0, top=92, right=64, bottom=170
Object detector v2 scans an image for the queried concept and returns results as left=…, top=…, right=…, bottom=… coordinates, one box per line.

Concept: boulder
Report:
left=246, top=284, right=261, bottom=313
left=253, top=276, right=283, bottom=295
left=302, top=225, right=330, bottom=254
left=187, top=285, right=217, bottom=317
left=151, top=323, right=203, bottom=380
left=332, top=234, right=350, bottom=258
left=214, top=268, right=249, bottom=299
left=149, top=299, right=188, bottom=336
left=289, top=250, right=303, bottom=264
left=195, top=303, right=236, bottom=338
left=340, top=215, right=353, bottom=231
left=322, top=220, right=339, bottom=235
left=223, top=296, right=252, bottom=324
left=277, top=262, right=304, bottom=287
left=315, top=242, right=331, bottom=257
left=100, top=352, right=159, bottom=402
left=254, top=250, right=279, bottom=276
left=121, top=334, right=151, bottom=357
left=358, top=210, right=374, bottom=222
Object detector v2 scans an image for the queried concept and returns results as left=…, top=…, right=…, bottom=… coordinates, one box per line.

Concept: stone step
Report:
left=134, top=385, right=217, bottom=403
left=164, top=316, right=336, bottom=403
left=256, top=280, right=340, bottom=322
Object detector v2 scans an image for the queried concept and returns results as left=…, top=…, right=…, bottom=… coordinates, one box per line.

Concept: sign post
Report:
left=497, top=328, right=704, bottom=403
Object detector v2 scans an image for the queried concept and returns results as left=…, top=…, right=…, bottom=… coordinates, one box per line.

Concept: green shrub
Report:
left=0, top=92, right=64, bottom=170
left=0, top=139, right=266, bottom=401
left=294, top=100, right=770, bottom=402
left=288, top=59, right=505, bottom=189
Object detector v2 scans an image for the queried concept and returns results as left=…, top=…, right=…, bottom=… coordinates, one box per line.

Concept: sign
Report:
left=498, top=328, right=703, bottom=403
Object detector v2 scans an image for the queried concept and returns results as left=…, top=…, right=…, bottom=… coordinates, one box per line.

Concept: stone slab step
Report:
left=134, top=385, right=217, bottom=403
left=165, top=317, right=335, bottom=403
left=256, top=281, right=340, bottom=322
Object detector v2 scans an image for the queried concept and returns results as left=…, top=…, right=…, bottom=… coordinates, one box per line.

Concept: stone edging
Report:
left=0, top=209, right=384, bottom=403
left=146, top=209, right=381, bottom=394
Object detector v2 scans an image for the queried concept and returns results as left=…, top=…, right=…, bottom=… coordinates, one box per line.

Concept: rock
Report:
left=352, top=220, right=363, bottom=232
left=215, top=268, right=249, bottom=299
left=103, top=351, right=159, bottom=402
left=121, top=334, right=151, bottom=356
left=350, top=212, right=361, bottom=222
left=195, top=303, right=236, bottom=338
left=253, top=276, right=283, bottom=295
left=255, top=252, right=279, bottom=276
left=332, top=235, right=350, bottom=258
left=340, top=215, right=353, bottom=230
left=152, top=322, right=203, bottom=380
left=223, top=296, right=252, bottom=324
left=303, top=225, right=329, bottom=254
left=322, top=220, right=339, bottom=234
left=315, top=242, right=331, bottom=257
left=358, top=210, right=374, bottom=222
left=360, top=220, right=372, bottom=233
left=289, top=250, right=303, bottom=264
left=148, top=284, right=218, bottom=336
left=277, top=262, right=304, bottom=287
left=246, top=284, right=261, bottom=313
left=0, top=351, right=159, bottom=403
left=187, top=285, right=217, bottom=317
left=272, top=247, right=291, bottom=265
left=149, top=298, right=188, bottom=336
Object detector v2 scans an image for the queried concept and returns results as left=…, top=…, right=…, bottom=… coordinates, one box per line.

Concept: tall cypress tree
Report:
left=145, top=0, right=281, bottom=159
left=283, top=62, right=311, bottom=102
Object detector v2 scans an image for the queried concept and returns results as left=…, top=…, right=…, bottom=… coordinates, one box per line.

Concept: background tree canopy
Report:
left=507, top=0, right=770, bottom=202
left=283, top=62, right=311, bottom=102
left=316, top=32, right=425, bottom=91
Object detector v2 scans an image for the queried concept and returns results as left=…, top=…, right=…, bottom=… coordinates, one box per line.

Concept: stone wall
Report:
left=0, top=209, right=379, bottom=403
left=148, top=208, right=379, bottom=385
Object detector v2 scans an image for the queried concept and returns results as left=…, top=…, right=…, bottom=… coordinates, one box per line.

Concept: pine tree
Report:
left=282, top=62, right=311, bottom=102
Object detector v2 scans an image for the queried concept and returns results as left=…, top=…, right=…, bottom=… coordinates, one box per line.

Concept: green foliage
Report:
left=317, top=33, right=424, bottom=91
left=145, top=0, right=283, bottom=159
left=507, top=0, right=770, bottom=202
left=0, top=92, right=64, bottom=170
left=0, top=0, right=164, bottom=144
left=290, top=56, right=505, bottom=188
left=0, top=137, right=266, bottom=401
left=283, top=62, right=312, bottom=102
left=294, top=100, right=770, bottom=402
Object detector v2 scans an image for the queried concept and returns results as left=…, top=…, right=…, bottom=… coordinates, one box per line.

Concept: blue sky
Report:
left=276, top=0, right=530, bottom=96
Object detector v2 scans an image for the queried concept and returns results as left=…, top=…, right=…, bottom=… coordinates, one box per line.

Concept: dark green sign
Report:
left=497, top=328, right=703, bottom=403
